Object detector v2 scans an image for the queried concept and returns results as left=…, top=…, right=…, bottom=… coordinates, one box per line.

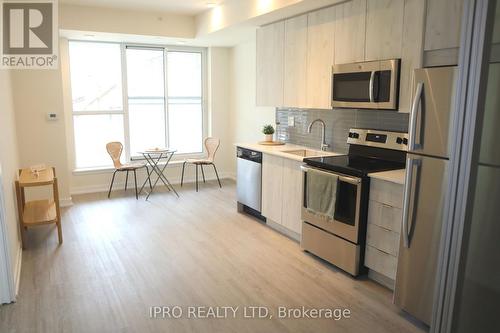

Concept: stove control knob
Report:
left=353, top=133, right=360, bottom=139
left=402, top=138, right=408, bottom=145
left=396, top=137, right=403, bottom=144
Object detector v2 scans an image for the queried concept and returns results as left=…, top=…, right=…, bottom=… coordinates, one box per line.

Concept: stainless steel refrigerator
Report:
left=394, top=66, right=458, bottom=325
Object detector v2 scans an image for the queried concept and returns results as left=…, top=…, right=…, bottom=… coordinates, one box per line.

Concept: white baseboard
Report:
left=266, top=219, right=301, bottom=242
left=59, top=197, right=73, bottom=207
left=14, top=246, right=22, bottom=296
left=70, top=172, right=234, bottom=196
left=225, top=172, right=236, bottom=181
left=368, top=269, right=395, bottom=290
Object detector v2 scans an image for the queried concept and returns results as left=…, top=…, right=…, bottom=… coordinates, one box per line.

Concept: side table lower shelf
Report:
left=23, top=200, right=57, bottom=225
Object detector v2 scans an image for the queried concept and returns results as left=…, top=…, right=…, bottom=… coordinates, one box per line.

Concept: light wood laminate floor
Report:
left=0, top=180, right=425, bottom=333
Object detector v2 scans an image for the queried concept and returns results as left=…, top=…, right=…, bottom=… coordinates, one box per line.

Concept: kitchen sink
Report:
left=282, top=149, right=332, bottom=158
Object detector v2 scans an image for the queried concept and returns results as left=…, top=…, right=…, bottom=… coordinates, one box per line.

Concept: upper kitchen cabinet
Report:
left=423, top=0, right=463, bottom=66
left=365, top=0, right=404, bottom=61
left=256, top=21, right=285, bottom=107
left=425, top=0, right=463, bottom=50
left=283, top=14, right=308, bottom=108
left=335, top=0, right=366, bottom=64
left=399, top=0, right=425, bottom=113
left=306, top=6, right=336, bottom=110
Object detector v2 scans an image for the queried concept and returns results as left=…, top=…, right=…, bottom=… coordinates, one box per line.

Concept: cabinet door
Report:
left=399, top=0, right=425, bottom=113
left=281, top=159, right=303, bottom=234
left=261, top=154, right=284, bottom=223
left=306, top=6, right=336, bottom=109
left=256, top=21, right=285, bottom=107
left=365, top=0, right=404, bottom=61
left=424, top=0, right=463, bottom=51
left=335, top=0, right=366, bottom=64
left=284, top=14, right=308, bottom=108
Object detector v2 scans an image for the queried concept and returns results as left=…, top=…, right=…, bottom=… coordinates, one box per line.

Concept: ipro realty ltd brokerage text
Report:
left=150, top=306, right=352, bottom=320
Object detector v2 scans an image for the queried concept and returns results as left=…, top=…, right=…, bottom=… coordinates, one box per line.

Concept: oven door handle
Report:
left=300, top=165, right=361, bottom=185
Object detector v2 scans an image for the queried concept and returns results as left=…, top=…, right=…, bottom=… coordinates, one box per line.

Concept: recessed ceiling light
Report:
left=206, top=1, right=217, bottom=7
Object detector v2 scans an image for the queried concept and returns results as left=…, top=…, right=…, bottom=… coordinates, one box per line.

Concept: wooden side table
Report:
left=15, top=167, right=62, bottom=249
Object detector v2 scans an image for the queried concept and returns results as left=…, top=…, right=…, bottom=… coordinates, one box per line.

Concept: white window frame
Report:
left=68, top=40, right=208, bottom=171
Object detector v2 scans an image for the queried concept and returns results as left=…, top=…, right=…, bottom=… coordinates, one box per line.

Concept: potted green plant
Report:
left=262, top=124, right=275, bottom=142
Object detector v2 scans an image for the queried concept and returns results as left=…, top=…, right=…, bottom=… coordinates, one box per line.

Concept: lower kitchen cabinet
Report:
left=365, top=178, right=404, bottom=289
left=261, top=154, right=284, bottom=223
left=281, top=159, right=303, bottom=234
left=261, top=154, right=303, bottom=238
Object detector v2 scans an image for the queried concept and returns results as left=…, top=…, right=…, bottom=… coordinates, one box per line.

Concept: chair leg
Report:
left=108, top=170, right=117, bottom=198
left=181, top=162, right=186, bottom=186
left=212, top=164, right=222, bottom=188
left=195, top=164, right=199, bottom=192
left=133, top=169, right=138, bottom=200
left=125, top=170, right=129, bottom=191
left=146, top=166, right=152, bottom=190
left=200, top=164, right=206, bottom=183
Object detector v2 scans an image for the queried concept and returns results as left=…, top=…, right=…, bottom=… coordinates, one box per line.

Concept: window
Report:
left=68, top=41, right=205, bottom=169
left=69, top=42, right=124, bottom=169
left=126, top=48, right=166, bottom=156
left=167, top=51, right=203, bottom=154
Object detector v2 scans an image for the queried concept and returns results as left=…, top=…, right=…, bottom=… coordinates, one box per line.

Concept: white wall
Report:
left=9, top=6, right=277, bottom=196
left=0, top=69, right=21, bottom=293
left=60, top=4, right=195, bottom=38
left=228, top=38, right=275, bottom=171
left=10, top=66, right=72, bottom=205
left=208, top=47, right=233, bottom=178
left=195, top=0, right=343, bottom=36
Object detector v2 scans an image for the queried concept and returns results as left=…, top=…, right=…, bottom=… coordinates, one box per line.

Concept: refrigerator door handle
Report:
left=402, top=156, right=420, bottom=248
left=409, top=82, right=423, bottom=151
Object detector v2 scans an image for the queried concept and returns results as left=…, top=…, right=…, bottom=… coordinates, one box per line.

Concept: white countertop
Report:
left=235, top=142, right=343, bottom=162
left=235, top=142, right=405, bottom=184
left=368, top=169, right=406, bottom=185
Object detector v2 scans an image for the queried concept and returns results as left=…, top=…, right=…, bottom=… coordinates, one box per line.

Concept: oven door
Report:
left=301, top=166, right=363, bottom=244
left=332, top=59, right=399, bottom=110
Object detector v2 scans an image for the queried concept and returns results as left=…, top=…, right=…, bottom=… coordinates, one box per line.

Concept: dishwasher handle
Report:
left=237, top=147, right=262, bottom=163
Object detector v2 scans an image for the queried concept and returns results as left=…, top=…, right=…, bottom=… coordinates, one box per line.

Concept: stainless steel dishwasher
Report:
left=236, top=147, right=264, bottom=220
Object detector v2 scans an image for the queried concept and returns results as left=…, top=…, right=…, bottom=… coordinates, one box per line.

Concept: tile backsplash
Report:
left=276, top=108, right=409, bottom=153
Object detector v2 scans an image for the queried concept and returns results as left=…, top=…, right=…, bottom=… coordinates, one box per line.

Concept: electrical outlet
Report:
left=288, top=116, right=295, bottom=127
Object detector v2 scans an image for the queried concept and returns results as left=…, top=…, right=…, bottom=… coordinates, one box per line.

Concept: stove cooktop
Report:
left=304, top=154, right=406, bottom=178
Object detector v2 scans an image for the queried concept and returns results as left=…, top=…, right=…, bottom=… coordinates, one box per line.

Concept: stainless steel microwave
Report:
left=331, top=59, right=400, bottom=110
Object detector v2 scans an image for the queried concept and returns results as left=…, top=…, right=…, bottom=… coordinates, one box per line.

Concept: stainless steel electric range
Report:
left=301, top=128, right=408, bottom=276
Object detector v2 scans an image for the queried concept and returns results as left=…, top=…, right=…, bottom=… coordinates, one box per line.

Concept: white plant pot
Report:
left=264, top=134, right=273, bottom=142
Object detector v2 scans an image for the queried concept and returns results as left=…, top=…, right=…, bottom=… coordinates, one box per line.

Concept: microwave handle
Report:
left=369, top=71, right=375, bottom=102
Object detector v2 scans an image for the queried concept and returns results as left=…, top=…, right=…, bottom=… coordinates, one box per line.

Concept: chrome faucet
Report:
left=307, top=119, right=330, bottom=151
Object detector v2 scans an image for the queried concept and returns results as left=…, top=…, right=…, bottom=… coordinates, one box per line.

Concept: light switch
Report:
left=288, top=116, right=295, bottom=127
left=46, top=113, right=58, bottom=121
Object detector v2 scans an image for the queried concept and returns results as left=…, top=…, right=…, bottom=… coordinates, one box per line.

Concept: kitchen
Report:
left=0, top=0, right=498, bottom=332
left=235, top=0, right=494, bottom=331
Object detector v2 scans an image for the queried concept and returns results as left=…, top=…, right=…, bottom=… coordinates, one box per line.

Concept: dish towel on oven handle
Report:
left=306, top=168, right=338, bottom=220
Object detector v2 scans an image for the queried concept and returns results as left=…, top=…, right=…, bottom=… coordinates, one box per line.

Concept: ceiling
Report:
left=60, top=0, right=217, bottom=15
